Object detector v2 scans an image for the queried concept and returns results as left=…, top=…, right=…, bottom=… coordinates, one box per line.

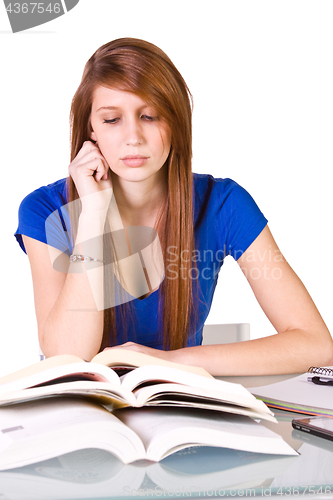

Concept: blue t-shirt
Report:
left=15, top=173, right=268, bottom=348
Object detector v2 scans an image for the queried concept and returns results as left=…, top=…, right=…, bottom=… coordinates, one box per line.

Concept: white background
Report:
left=0, top=1, right=332, bottom=377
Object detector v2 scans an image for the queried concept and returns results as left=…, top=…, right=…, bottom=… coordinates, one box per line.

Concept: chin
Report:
left=112, top=167, right=163, bottom=184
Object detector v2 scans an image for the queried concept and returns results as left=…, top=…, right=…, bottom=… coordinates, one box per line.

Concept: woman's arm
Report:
left=24, top=232, right=105, bottom=360
left=24, top=141, right=113, bottom=360
left=112, top=226, right=333, bottom=375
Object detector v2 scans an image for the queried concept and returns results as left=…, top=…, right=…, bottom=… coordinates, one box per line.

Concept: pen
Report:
left=307, top=376, right=333, bottom=386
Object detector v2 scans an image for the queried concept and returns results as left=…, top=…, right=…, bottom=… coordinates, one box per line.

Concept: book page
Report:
left=0, top=347, right=211, bottom=394
left=0, top=398, right=146, bottom=470
left=0, top=380, right=136, bottom=408
left=0, top=362, right=120, bottom=395
left=121, top=364, right=255, bottom=396
left=114, top=407, right=297, bottom=462
left=134, top=384, right=275, bottom=421
left=120, top=366, right=274, bottom=420
left=0, top=355, right=84, bottom=386
left=92, top=349, right=212, bottom=378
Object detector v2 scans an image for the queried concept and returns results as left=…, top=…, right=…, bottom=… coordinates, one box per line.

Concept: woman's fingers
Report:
left=68, top=142, right=113, bottom=215
left=69, top=142, right=112, bottom=192
left=70, top=149, right=107, bottom=175
left=69, top=158, right=109, bottom=192
left=74, top=140, right=100, bottom=161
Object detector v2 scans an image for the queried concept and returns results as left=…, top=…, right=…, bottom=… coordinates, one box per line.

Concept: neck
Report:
left=111, top=169, right=167, bottom=227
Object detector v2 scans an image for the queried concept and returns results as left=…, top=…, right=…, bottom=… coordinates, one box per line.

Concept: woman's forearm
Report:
left=169, top=327, right=333, bottom=376
left=41, top=210, right=107, bottom=360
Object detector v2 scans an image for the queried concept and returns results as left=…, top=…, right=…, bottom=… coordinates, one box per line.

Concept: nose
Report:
left=125, top=117, right=144, bottom=146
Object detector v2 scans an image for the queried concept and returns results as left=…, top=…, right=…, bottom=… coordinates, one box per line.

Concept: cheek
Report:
left=96, top=132, right=117, bottom=155
left=162, top=139, right=171, bottom=161
left=94, top=141, right=116, bottom=168
left=155, top=129, right=171, bottom=158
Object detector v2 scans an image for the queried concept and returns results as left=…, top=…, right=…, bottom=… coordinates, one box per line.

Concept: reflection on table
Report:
left=0, top=445, right=298, bottom=499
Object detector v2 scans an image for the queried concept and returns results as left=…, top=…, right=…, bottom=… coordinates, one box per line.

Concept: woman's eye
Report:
left=103, top=118, right=119, bottom=124
left=141, top=115, right=157, bottom=122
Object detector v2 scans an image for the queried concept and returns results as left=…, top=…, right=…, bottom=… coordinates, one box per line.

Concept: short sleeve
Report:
left=216, top=178, right=268, bottom=260
left=14, top=178, right=71, bottom=255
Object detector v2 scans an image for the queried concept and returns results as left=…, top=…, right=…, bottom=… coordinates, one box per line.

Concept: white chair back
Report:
left=202, top=323, right=250, bottom=345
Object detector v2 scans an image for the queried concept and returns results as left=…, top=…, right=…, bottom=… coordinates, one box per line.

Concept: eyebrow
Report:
left=96, top=106, right=119, bottom=112
left=96, top=104, right=153, bottom=113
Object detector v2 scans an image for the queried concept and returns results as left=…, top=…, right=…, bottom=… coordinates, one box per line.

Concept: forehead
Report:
left=91, top=86, right=150, bottom=112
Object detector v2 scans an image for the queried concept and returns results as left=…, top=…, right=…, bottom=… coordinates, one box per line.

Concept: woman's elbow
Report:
left=314, top=329, right=333, bottom=366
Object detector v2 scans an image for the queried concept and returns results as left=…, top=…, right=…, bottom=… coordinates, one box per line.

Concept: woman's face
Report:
left=90, top=86, right=171, bottom=184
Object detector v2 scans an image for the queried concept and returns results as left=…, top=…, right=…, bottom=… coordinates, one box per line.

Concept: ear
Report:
left=90, top=131, right=97, bottom=142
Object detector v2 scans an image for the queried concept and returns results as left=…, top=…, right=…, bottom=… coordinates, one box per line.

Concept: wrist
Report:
left=76, top=210, right=107, bottom=241
left=80, top=204, right=109, bottom=221
left=79, top=188, right=113, bottom=216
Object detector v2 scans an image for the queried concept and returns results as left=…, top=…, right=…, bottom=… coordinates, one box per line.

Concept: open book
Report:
left=0, top=350, right=275, bottom=422
left=0, top=398, right=297, bottom=471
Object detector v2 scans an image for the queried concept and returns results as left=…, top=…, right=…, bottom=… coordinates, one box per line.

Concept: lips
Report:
left=121, top=155, right=149, bottom=167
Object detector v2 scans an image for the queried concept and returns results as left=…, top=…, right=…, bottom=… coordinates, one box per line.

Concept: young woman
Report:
left=15, top=38, right=333, bottom=375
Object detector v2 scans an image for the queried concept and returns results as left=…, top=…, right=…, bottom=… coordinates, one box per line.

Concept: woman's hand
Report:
left=104, top=342, right=173, bottom=361
left=68, top=141, right=113, bottom=213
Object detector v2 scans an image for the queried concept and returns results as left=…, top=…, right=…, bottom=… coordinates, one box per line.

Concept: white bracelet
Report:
left=70, top=254, right=104, bottom=263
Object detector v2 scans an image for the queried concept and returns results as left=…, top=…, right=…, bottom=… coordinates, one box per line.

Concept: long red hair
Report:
left=69, top=38, right=196, bottom=350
